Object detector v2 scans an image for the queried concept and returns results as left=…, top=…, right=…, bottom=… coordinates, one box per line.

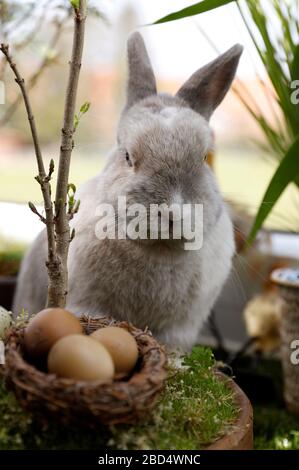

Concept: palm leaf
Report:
left=291, top=44, right=299, bottom=82
left=248, top=136, right=299, bottom=244
left=152, top=0, right=236, bottom=25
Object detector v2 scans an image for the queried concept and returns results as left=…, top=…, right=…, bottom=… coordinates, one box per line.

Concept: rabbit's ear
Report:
left=176, top=45, right=243, bottom=120
left=125, top=32, right=157, bottom=109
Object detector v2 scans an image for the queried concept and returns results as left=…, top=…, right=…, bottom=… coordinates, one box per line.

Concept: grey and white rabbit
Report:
left=13, top=33, right=243, bottom=350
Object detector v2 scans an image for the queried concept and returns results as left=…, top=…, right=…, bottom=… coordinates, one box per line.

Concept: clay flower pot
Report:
left=206, top=373, right=253, bottom=450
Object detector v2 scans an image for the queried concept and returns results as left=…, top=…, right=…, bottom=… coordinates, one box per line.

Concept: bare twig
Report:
left=49, top=0, right=87, bottom=308
left=0, top=43, right=59, bottom=299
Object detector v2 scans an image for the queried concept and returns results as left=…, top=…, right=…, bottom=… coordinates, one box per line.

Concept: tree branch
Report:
left=49, top=0, right=87, bottom=308
left=0, top=0, right=87, bottom=310
left=0, top=42, right=58, bottom=298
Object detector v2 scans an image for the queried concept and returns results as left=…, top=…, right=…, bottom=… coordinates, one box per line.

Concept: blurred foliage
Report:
left=0, top=235, right=25, bottom=275
left=0, top=251, right=23, bottom=276
left=1, top=1, right=106, bottom=38
left=254, top=405, right=299, bottom=450
left=0, top=0, right=107, bottom=142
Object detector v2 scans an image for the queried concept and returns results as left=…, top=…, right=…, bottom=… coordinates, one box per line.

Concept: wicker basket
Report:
left=1, top=316, right=168, bottom=426
left=271, top=269, right=299, bottom=416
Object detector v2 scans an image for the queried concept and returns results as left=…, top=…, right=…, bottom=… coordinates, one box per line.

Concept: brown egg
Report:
left=24, top=308, right=83, bottom=358
left=91, top=326, right=138, bottom=373
left=48, top=334, right=114, bottom=381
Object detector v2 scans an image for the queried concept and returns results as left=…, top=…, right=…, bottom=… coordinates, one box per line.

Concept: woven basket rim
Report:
left=3, top=315, right=167, bottom=389
left=1, top=315, right=168, bottom=425
left=3, top=315, right=161, bottom=388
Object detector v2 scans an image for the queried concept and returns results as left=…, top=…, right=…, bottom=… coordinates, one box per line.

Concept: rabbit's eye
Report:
left=125, top=151, right=133, bottom=167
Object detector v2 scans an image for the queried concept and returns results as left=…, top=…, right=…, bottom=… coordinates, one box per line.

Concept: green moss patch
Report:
left=0, top=347, right=238, bottom=450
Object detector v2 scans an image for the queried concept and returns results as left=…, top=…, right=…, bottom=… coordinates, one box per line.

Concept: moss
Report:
left=0, top=346, right=238, bottom=450
left=110, top=347, right=238, bottom=450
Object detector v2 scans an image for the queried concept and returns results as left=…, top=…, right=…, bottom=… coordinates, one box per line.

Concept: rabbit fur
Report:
left=13, top=32, right=243, bottom=350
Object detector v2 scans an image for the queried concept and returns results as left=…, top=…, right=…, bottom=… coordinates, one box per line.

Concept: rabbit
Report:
left=13, top=32, right=243, bottom=350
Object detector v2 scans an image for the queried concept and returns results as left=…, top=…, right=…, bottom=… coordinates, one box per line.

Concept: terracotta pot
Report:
left=206, top=373, right=253, bottom=450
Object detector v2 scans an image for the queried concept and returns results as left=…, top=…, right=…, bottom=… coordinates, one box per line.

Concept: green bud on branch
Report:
left=48, top=159, right=55, bottom=178
left=70, top=228, right=76, bottom=242
left=28, top=201, right=46, bottom=223
left=35, top=175, right=42, bottom=185
left=70, top=0, right=80, bottom=10
left=74, top=101, right=91, bottom=131
left=80, top=101, right=90, bottom=114
left=67, top=183, right=77, bottom=213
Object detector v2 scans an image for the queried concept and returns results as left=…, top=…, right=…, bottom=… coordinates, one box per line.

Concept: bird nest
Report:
left=0, top=316, right=168, bottom=426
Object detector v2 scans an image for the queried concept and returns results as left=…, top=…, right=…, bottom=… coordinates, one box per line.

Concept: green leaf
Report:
left=74, top=114, right=79, bottom=130
left=291, top=44, right=299, bottom=82
left=67, top=183, right=76, bottom=195
left=80, top=101, right=91, bottom=114
left=70, top=0, right=80, bottom=9
left=152, top=0, right=236, bottom=25
left=74, top=102, right=90, bottom=131
left=248, top=136, right=299, bottom=245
